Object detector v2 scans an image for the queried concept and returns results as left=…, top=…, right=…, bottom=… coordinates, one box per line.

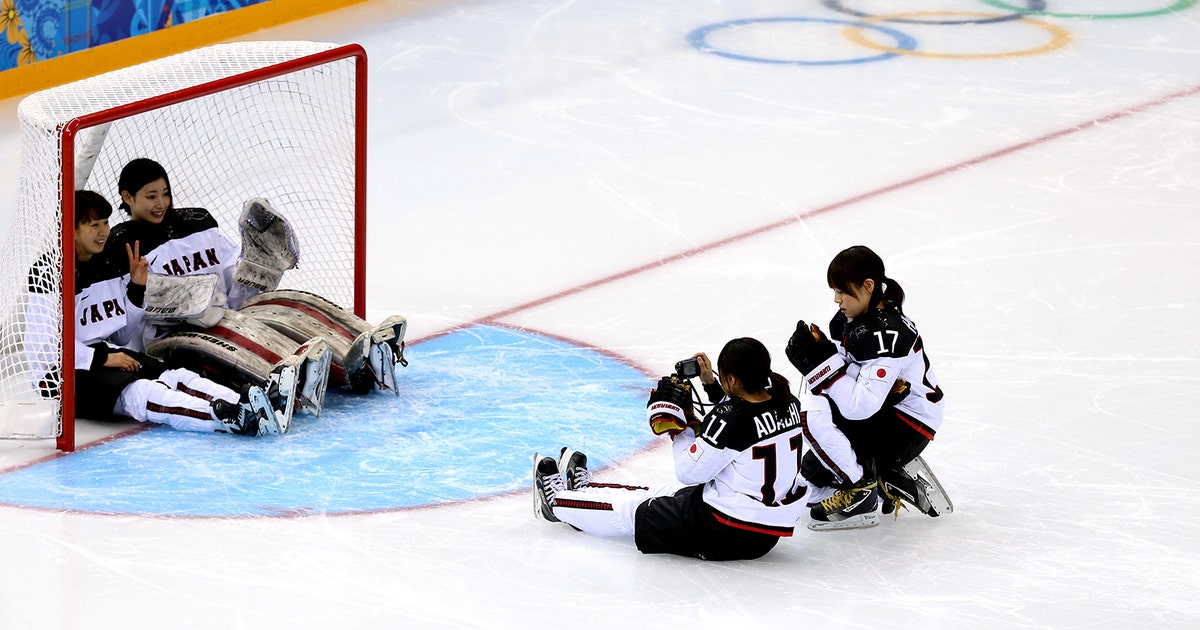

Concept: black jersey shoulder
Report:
left=829, top=311, right=848, bottom=342
left=842, top=307, right=918, bottom=361
left=108, top=207, right=220, bottom=256
left=75, top=256, right=128, bottom=295
left=27, top=252, right=125, bottom=295
left=698, top=395, right=802, bottom=451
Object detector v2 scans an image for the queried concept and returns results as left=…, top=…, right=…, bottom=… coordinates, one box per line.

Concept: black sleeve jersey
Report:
left=702, top=380, right=726, bottom=405
left=824, top=305, right=944, bottom=435
left=108, top=207, right=221, bottom=264
left=670, top=394, right=812, bottom=533
left=839, top=307, right=918, bottom=362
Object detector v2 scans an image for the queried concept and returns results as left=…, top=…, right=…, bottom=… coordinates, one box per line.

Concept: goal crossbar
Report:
left=4, top=41, right=368, bottom=451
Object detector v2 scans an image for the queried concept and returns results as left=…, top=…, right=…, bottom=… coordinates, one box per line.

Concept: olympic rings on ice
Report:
left=686, top=17, right=918, bottom=66
left=842, top=12, right=1072, bottom=59
left=689, top=0, right=1197, bottom=67
left=978, top=0, right=1198, bottom=20
left=823, top=0, right=1048, bottom=25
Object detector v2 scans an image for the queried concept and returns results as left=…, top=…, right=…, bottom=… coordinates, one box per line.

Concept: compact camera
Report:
left=674, top=358, right=701, bottom=379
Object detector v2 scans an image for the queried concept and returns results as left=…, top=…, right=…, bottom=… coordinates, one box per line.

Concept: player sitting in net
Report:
left=104, top=158, right=408, bottom=410
left=785, top=245, right=953, bottom=527
left=25, top=190, right=288, bottom=436
left=532, top=337, right=876, bottom=558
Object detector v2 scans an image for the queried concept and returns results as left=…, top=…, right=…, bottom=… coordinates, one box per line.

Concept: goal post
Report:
left=0, top=41, right=368, bottom=452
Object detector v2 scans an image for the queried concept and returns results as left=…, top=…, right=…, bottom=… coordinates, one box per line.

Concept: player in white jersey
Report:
left=786, top=245, right=952, bottom=524
left=532, top=337, right=870, bottom=560
left=106, top=158, right=406, bottom=397
left=26, top=191, right=284, bottom=436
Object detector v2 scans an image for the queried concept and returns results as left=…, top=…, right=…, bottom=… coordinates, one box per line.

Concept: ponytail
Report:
left=767, top=371, right=792, bottom=416
left=878, top=276, right=906, bottom=315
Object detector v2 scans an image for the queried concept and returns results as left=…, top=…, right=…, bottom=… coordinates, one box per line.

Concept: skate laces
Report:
left=540, top=471, right=566, bottom=502
left=879, top=484, right=911, bottom=520
left=820, top=480, right=876, bottom=512
left=567, top=467, right=592, bottom=489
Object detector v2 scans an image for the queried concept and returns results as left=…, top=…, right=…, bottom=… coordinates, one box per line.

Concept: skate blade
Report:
left=807, top=513, right=880, bottom=531
left=369, top=342, right=399, bottom=395
left=904, top=456, right=954, bottom=516
left=292, top=338, right=331, bottom=415
left=531, top=453, right=545, bottom=521
left=276, top=391, right=294, bottom=434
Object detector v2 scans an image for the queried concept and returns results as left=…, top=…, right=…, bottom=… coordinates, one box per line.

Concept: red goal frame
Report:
left=52, top=44, right=367, bottom=452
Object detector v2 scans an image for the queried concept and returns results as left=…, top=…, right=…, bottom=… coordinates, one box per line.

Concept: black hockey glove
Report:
left=785, top=321, right=846, bottom=392
left=646, top=375, right=697, bottom=437
left=884, top=378, right=911, bottom=407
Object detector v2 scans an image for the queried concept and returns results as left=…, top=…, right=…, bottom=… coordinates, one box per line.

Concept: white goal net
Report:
left=0, top=41, right=366, bottom=450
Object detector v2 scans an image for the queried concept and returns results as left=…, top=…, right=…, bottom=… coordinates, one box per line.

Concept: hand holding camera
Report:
left=646, top=375, right=697, bottom=437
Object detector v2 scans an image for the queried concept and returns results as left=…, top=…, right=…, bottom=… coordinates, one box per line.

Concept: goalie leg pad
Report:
left=240, top=303, right=354, bottom=362
left=145, top=330, right=276, bottom=391
left=239, top=289, right=369, bottom=341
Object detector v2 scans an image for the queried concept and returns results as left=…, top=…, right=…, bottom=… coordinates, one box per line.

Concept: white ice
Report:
left=1, top=0, right=1199, bottom=627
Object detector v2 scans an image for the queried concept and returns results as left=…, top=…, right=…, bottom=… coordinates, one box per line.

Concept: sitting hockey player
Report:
left=786, top=245, right=953, bottom=520
left=25, top=190, right=286, bottom=436
left=533, top=338, right=853, bottom=559
left=104, top=157, right=406, bottom=398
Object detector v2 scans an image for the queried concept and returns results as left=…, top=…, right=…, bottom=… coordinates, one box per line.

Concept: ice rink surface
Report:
left=2, top=0, right=1200, bottom=627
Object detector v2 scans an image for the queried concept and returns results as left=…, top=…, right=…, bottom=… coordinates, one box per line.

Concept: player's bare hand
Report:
left=126, top=241, right=149, bottom=286
left=104, top=351, right=141, bottom=372
left=693, top=352, right=715, bottom=385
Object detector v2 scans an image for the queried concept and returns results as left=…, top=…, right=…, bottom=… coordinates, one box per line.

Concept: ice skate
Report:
left=532, top=454, right=566, bottom=522
left=260, top=376, right=294, bottom=434
left=882, top=456, right=953, bottom=517
left=369, top=315, right=408, bottom=367
left=344, top=316, right=408, bottom=394
left=212, top=385, right=282, bottom=436
left=557, top=447, right=592, bottom=490
left=269, top=336, right=331, bottom=416
left=808, top=472, right=881, bottom=531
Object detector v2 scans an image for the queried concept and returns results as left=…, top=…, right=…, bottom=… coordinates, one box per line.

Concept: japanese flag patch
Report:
left=688, top=440, right=705, bottom=462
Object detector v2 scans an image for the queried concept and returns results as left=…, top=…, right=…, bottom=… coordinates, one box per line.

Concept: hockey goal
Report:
left=0, top=41, right=367, bottom=451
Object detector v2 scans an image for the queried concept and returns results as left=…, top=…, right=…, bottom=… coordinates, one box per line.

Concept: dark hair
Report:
left=717, top=337, right=792, bottom=416
left=826, top=245, right=905, bottom=314
left=74, top=190, right=113, bottom=226
left=117, top=158, right=171, bottom=215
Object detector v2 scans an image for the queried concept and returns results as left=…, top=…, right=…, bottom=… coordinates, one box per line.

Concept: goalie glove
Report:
left=233, top=198, right=300, bottom=293
left=785, top=320, right=846, bottom=392
left=143, top=273, right=225, bottom=327
left=646, top=375, right=697, bottom=437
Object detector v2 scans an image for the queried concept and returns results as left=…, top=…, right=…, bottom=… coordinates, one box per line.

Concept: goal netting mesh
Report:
left=0, top=41, right=365, bottom=445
